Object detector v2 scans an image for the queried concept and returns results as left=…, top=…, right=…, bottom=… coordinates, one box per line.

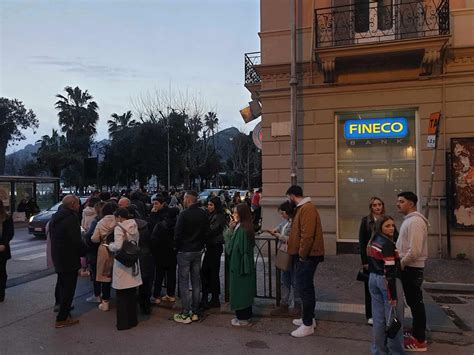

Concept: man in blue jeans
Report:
left=173, top=191, right=210, bottom=324
left=286, top=185, right=325, bottom=338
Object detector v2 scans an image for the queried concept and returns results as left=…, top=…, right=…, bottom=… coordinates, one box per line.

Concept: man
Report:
left=173, top=191, right=210, bottom=324
left=286, top=185, right=324, bottom=338
left=396, top=191, right=429, bottom=352
left=50, top=195, right=83, bottom=328
left=118, top=197, right=142, bottom=219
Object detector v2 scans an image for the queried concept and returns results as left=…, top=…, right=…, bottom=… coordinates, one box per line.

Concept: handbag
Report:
left=386, top=304, right=402, bottom=339
left=114, top=224, right=140, bottom=268
left=356, top=268, right=370, bottom=282
left=275, top=244, right=292, bottom=271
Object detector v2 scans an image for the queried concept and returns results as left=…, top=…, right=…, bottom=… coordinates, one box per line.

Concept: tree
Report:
left=107, top=111, right=137, bottom=138
left=0, top=98, right=38, bottom=174
left=204, top=111, right=219, bottom=146
left=226, top=131, right=261, bottom=189
left=55, top=86, right=99, bottom=188
left=35, top=129, right=77, bottom=177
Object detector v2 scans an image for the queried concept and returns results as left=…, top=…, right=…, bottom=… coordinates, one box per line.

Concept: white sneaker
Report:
left=231, top=318, right=250, bottom=327
left=292, top=318, right=316, bottom=328
left=291, top=324, right=315, bottom=338
left=367, top=318, right=373, bottom=325
left=86, top=295, right=101, bottom=304
left=98, top=301, right=110, bottom=311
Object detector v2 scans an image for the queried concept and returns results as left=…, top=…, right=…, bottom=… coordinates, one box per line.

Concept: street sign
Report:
left=428, top=112, right=441, bottom=134
left=427, top=134, right=437, bottom=148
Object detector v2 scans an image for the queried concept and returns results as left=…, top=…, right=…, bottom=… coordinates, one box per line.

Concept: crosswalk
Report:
left=10, top=239, right=47, bottom=261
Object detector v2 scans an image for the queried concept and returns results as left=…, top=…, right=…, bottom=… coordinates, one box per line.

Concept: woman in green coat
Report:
left=224, top=203, right=256, bottom=327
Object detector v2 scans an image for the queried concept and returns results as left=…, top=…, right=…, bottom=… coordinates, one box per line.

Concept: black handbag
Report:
left=114, top=225, right=140, bottom=268
left=356, top=268, right=370, bottom=282
left=386, top=305, right=402, bottom=339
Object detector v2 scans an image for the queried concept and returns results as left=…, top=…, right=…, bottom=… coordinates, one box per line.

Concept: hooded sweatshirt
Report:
left=81, top=206, right=97, bottom=232
left=396, top=211, right=429, bottom=269
left=109, top=219, right=142, bottom=289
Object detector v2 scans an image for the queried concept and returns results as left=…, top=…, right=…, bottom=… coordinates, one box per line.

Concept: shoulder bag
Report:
left=114, top=224, right=141, bottom=268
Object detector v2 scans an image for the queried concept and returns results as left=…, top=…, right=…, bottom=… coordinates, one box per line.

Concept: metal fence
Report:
left=314, top=0, right=450, bottom=48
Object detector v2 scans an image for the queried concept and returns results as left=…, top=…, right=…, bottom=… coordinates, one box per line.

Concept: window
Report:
left=336, top=108, right=417, bottom=240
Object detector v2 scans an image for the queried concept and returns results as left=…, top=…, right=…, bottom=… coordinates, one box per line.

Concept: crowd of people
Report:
left=0, top=185, right=429, bottom=352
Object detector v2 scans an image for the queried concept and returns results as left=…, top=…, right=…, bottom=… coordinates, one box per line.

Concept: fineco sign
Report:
left=344, top=118, right=408, bottom=140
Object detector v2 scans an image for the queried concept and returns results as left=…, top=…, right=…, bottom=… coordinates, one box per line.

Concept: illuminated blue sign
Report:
left=344, top=117, right=408, bottom=140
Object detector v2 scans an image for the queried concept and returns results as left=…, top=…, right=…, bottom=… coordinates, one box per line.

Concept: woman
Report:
left=267, top=201, right=298, bottom=316
left=359, top=196, right=385, bottom=325
left=201, top=196, right=227, bottom=309
left=224, top=203, right=256, bottom=326
left=83, top=200, right=106, bottom=304
left=80, top=197, right=100, bottom=277
left=0, top=200, right=14, bottom=302
left=367, top=216, right=404, bottom=355
left=150, top=207, right=179, bottom=304
left=108, top=208, right=142, bottom=331
left=91, top=201, right=118, bottom=311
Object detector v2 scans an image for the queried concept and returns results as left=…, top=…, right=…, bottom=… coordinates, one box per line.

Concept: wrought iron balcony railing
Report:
left=244, top=52, right=261, bottom=85
left=314, top=0, right=450, bottom=49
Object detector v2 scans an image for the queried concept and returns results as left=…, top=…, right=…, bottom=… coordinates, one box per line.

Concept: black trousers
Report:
left=0, top=259, right=7, bottom=301
left=116, top=287, right=138, bottom=331
left=201, top=244, right=223, bottom=296
left=154, top=264, right=176, bottom=298
left=56, top=271, right=78, bottom=321
left=139, top=254, right=154, bottom=307
left=363, top=280, right=372, bottom=319
left=402, top=267, right=426, bottom=342
left=235, top=306, right=253, bottom=320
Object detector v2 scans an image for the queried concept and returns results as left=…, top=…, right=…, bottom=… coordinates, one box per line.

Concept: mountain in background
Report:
left=3, top=127, right=244, bottom=176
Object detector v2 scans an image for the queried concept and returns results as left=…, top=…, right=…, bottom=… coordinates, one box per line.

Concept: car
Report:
left=28, top=197, right=88, bottom=238
left=198, top=189, right=225, bottom=205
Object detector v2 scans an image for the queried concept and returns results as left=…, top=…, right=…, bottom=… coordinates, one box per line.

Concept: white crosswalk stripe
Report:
left=10, top=240, right=46, bottom=261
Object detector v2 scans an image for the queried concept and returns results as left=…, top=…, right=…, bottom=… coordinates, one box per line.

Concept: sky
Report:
left=1, top=0, right=260, bottom=154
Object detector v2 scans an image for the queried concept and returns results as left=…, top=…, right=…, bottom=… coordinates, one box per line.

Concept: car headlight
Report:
left=29, top=216, right=35, bottom=222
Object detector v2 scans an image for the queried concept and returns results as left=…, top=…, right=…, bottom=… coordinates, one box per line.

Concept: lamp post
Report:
left=159, top=107, right=171, bottom=190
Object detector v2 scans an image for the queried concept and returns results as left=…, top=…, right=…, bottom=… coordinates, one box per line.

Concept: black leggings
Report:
left=0, top=259, right=7, bottom=301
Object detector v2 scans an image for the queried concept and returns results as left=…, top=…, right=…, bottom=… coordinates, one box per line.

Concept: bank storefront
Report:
left=336, top=109, right=417, bottom=242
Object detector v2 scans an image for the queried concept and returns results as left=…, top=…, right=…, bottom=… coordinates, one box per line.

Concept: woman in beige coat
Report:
left=91, top=201, right=118, bottom=311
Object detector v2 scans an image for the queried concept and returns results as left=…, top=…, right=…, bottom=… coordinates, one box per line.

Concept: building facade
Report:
left=245, top=0, right=474, bottom=258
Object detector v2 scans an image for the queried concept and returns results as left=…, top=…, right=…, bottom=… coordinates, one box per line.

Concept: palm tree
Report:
left=204, top=111, right=219, bottom=148
left=107, top=110, right=137, bottom=138
left=35, top=129, right=75, bottom=177
left=55, top=86, right=99, bottom=146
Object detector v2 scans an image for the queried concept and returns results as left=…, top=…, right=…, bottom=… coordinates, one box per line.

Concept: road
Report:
left=6, top=225, right=51, bottom=287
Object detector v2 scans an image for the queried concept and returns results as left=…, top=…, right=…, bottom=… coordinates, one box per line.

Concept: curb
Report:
left=424, top=282, right=474, bottom=293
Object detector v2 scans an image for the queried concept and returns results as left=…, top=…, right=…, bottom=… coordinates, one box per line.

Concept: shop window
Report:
left=336, top=109, right=417, bottom=240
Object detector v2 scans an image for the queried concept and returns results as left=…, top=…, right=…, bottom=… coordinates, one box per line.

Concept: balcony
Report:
left=244, top=52, right=261, bottom=86
left=313, top=0, right=451, bottom=82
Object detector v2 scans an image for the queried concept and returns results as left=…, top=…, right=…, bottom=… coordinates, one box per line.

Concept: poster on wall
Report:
left=451, top=137, right=474, bottom=228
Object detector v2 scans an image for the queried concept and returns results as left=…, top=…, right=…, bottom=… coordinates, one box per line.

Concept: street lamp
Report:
left=159, top=107, right=171, bottom=190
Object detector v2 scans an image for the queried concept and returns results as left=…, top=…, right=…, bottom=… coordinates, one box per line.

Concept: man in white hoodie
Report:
left=396, top=191, right=429, bottom=352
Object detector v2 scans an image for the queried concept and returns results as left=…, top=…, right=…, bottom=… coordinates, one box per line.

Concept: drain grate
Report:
left=432, top=295, right=466, bottom=304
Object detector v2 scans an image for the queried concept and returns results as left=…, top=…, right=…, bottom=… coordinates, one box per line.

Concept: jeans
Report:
left=364, top=280, right=373, bottom=320
left=281, top=256, right=299, bottom=307
left=295, top=256, right=320, bottom=326
left=177, top=251, right=202, bottom=313
left=369, top=273, right=405, bottom=355
left=56, top=271, right=78, bottom=321
left=402, top=267, right=426, bottom=342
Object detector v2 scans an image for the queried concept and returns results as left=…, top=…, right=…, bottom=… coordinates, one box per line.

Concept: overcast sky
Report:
left=1, top=0, right=260, bottom=154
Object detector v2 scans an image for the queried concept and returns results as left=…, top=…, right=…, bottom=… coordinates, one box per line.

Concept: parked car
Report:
left=28, top=197, right=88, bottom=238
left=198, top=189, right=224, bottom=205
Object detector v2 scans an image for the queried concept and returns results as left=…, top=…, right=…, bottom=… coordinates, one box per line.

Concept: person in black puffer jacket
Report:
left=151, top=207, right=179, bottom=304
left=49, top=195, right=84, bottom=328
left=200, top=196, right=227, bottom=309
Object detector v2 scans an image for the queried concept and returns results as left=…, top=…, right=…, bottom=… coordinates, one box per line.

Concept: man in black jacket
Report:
left=50, top=195, right=82, bottom=328
left=173, top=191, right=210, bottom=324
